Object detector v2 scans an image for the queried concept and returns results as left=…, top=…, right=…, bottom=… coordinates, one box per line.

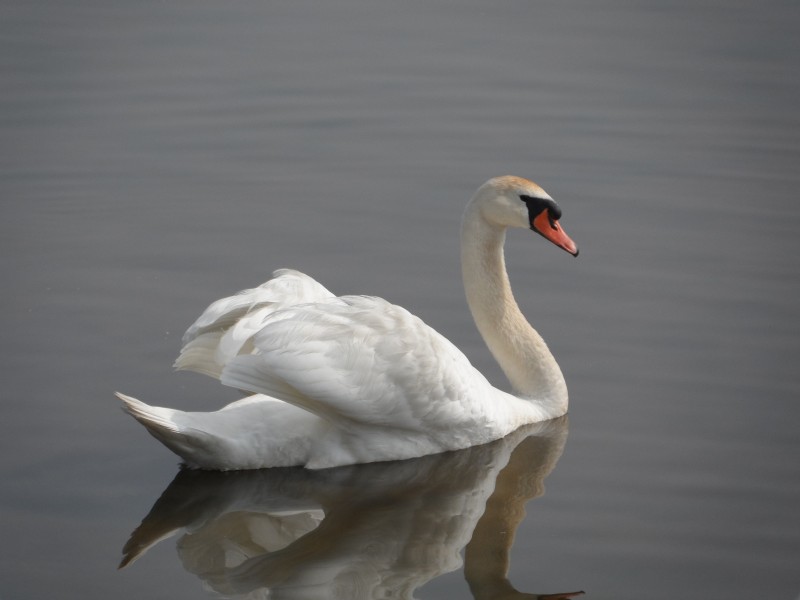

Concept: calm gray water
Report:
left=2, top=1, right=798, bottom=598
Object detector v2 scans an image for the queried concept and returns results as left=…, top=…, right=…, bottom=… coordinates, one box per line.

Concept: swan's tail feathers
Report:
left=117, top=392, right=180, bottom=435
left=116, top=392, right=214, bottom=468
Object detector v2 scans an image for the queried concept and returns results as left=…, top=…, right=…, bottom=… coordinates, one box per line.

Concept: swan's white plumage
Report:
left=174, top=269, right=334, bottom=378
left=119, top=176, right=578, bottom=470
left=181, top=268, right=333, bottom=345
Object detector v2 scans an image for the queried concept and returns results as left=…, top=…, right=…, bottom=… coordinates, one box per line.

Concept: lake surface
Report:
left=1, top=1, right=798, bottom=598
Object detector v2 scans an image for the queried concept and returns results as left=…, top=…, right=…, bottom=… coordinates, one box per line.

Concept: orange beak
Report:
left=532, top=210, right=579, bottom=256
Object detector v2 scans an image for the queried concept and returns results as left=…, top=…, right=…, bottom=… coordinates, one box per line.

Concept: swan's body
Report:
left=118, top=176, right=578, bottom=470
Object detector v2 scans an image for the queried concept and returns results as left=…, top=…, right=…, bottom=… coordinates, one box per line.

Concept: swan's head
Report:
left=475, top=176, right=579, bottom=256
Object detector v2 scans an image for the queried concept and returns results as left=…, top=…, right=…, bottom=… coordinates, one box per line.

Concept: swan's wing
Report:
left=220, top=295, right=495, bottom=436
left=181, top=269, right=334, bottom=344
left=175, top=269, right=335, bottom=378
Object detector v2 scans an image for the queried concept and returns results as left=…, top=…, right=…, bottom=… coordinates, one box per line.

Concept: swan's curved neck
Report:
left=460, top=201, right=568, bottom=409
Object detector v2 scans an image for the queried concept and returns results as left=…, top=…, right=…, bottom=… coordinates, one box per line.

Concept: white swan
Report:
left=117, top=175, right=578, bottom=470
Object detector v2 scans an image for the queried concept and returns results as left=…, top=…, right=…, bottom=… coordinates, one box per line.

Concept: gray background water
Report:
left=2, top=1, right=798, bottom=598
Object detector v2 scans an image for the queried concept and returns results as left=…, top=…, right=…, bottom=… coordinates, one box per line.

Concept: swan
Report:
left=117, top=175, right=578, bottom=470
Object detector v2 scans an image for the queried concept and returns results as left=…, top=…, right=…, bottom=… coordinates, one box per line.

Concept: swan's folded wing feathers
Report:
left=174, top=331, right=226, bottom=378
left=181, top=269, right=334, bottom=346
left=214, top=305, right=273, bottom=365
left=219, top=355, right=349, bottom=428
left=181, top=289, right=268, bottom=347
left=220, top=295, right=494, bottom=435
left=177, top=270, right=335, bottom=378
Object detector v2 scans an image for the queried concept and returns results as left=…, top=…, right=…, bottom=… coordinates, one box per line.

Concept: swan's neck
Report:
left=460, top=201, right=568, bottom=410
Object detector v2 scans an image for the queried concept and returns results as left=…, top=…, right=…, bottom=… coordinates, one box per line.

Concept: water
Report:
left=1, top=1, right=798, bottom=598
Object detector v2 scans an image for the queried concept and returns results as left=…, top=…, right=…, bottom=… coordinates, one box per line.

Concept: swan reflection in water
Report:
left=121, top=418, right=582, bottom=600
